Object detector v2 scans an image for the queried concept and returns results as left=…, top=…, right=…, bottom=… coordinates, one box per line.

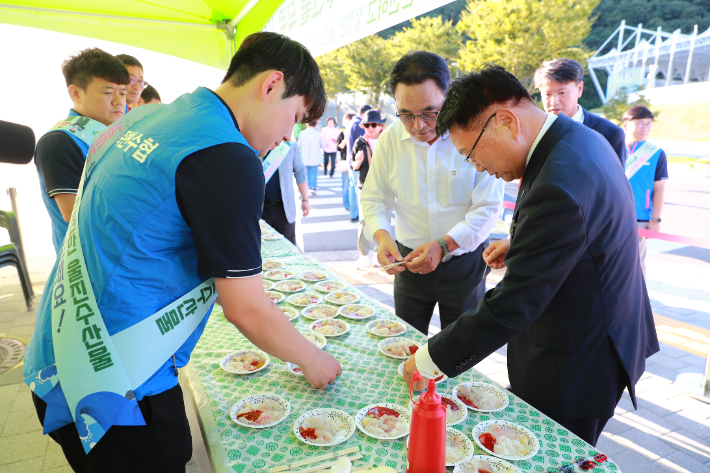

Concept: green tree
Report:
left=389, top=16, right=462, bottom=71
left=600, top=86, right=651, bottom=124
left=340, top=35, right=397, bottom=108
left=456, top=0, right=600, bottom=93
left=316, top=50, right=350, bottom=121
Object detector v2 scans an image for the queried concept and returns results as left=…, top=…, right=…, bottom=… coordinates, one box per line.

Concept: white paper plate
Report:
left=338, top=304, right=377, bottom=320
left=230, top=393, right=290, bottom=429
left=452, top=382, right=509, bottom=412
left=378, top=337, right=420, bottom=359
left=293, top=409, right=355, bottom=446
left=286, top=292, right=323, bottom=307
left=264, top=269, right=295, bottom=281
left=262, top=280, right=274, bottom=291
left=265, top=290, right=285, bottom=304
left=472, top=420, right=539, bottom=461
left=301, top=304, right=338, bottom=320
left=309, top=319, right=350, bottom=337
left=297, top=270, right=329, bottom=282
left=262, top=233, right=284, bottom=240
left=444, top=428, right=475, bottom=466
left=355, top=403, right=411, bottom=440
left=313, top=280, right=347, bottom=293
left=261, top=260, right=284, bottom=271
left=273, top=279, right=307, bottom=293
left=280, top=306, right=299, bottom=321
left=219, top=350, right=270, bottom=374
left=324, top=291, right=360, bottom=305
left=301, top=331, right=327, bottom=349
left=408, top=393, right=465, bottom=425
left=453, top=456, right=523, bottom=473
left=286, top=362, right=304, bottom=376
left=367, top=319, right=408, bottom=337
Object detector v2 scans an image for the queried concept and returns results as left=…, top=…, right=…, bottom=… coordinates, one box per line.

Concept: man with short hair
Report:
left=621, top=105, right=668, bottom=277
left=115, top=54, right=147, bottom=111
left=298, top=120, right=324, bottom=195
left=346, top=104, right=372, bottom=222
left=361, top=51, right=504, bottom=335
left=403, top=65, right=658, bottom=447
left=534, top=58, right=626, bottom=166
left=35, top=48, right=129, bottom=254
left=337, top=112, right=355, bottom=210
left=138, top=84, right=161, bottom=105
left=25, top=33, right=341, bottom=471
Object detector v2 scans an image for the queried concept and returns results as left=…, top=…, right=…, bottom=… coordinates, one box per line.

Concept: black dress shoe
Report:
left=351, top=217, right=359, bottom=222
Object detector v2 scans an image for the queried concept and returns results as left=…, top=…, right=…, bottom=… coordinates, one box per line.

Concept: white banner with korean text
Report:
left=262, top=0, right=455, bottom=57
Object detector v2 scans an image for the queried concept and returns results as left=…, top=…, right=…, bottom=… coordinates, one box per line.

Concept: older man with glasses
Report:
left=360, top=51, right=504, bottom=336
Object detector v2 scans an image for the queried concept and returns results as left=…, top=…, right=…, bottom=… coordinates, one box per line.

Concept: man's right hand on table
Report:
left=299, top=349, right=342, bottom=390
left=375, top=230, right=406, bottom=275
left=483, top=238, right=510, bottom=269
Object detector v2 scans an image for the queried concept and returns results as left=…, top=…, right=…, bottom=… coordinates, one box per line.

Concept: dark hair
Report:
left=359, top=104, right=372, bottom=115
left=141, top=84, right=161, bottom=103
left=326, top=117, right=337, bottom=125
left=622, top=105, right=654, bottom=123
left=62, top=48, right=130, bottom=91
left=344, top=112, right=355, bottom=120
left=389, top=51, right=450, bottom=96
left=222, top=32, right=326, bottom=123
left=436, top=65, right=533, bottom=136
left=115, top=54, right=144, bottom=70
left=308, top=120, right=318, bottom=127
left=533, top=58, right=584, bottom=88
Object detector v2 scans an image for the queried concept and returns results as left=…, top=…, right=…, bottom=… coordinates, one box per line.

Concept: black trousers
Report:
left=32, top=384, right=192, bottom=473
left=262, top=201, right=296, bottom=245
left=393, top=240, right=489, bottom=335
left=323, top=152, right=337, bottom=176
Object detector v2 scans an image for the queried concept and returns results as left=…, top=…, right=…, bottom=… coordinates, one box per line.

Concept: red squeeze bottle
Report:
left=406, top=372, right=446, bottom=473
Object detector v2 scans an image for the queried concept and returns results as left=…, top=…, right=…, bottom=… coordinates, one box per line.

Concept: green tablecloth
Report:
left=184, top=234, right=620, bottom=473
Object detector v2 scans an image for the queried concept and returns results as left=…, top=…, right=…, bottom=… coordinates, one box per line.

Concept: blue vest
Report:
left=37, top=110, right=101, bottom=254
left=627, top=141, right=662, bottom=221
left=24, top=87, right=257, bottom=400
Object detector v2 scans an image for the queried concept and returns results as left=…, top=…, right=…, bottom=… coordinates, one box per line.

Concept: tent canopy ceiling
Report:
left=0, top=0, right=286, bottom=69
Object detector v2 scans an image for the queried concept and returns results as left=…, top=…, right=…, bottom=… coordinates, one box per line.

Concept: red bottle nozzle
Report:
left=409, top=371, right=421, bottom=405
left=410, top=372, right=441, bottom=410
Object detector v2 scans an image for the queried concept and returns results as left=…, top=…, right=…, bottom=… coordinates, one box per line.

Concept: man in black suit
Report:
left=535, top=58, right=626, bottom=166
left=402, top=66, right=658, bottom=446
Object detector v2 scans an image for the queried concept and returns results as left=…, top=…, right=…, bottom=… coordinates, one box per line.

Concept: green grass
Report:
left=667, top=155, right=699, bottom=164
left=647, top=102, right=710, bottom=143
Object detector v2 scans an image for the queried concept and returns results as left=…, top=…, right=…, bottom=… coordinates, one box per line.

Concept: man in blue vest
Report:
left=25, top=33, right=340, bottom=472
left=115, top=54, right=147, bottom=112
left=621, top=105, right=668, bottom=277
left=35, top=48, right=130, bottom=255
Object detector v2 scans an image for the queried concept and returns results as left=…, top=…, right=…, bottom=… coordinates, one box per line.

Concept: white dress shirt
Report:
left=570, top=104, right=584, bottom=124
left=360, top=119, right=504, bottom=255
left=298, top=127, right=324, bottom=166
left=415, top=112, right=558, bottom=379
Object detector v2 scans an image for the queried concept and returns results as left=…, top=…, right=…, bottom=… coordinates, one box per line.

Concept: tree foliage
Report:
left=339, top=34, right=397, bottom=108
left=456, top=0, right=600, bottom=93
left=390, top=16, right=462, bottom=65
left=601, top=86, right=651, bottom=124
left=316, top=50, right=350, bottom=118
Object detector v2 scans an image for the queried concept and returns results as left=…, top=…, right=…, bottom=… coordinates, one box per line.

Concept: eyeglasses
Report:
left=129, top=76, right=148, bottom=88
left=363, top=123, right=381, bottom=128
left=464, top=112, right=497, bottom=165
left=396, top=110, right=440, bottom=123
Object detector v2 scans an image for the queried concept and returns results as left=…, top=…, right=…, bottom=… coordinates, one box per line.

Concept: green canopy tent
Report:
left=0, top=1, right=286, bottom=70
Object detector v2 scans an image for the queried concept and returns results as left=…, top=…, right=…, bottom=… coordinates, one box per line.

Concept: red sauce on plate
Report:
left=250, top=360, right=265, bottom=369
left=441, top=398, right=459, bottom=411
left=237, top=410, right=262, bottom=422
left=409, top=345, right=419, bottom=355
left=293, top=367, right=302, bottom=373
left=478, top=469, right=494, bottom=473
left=433, top=375, right=444, bottom=382
left=479, top=432, right=496, bottom=451
left=458, top=394, right=479, bottom=408
left=366, top=406, right=400, bottom=418
left=299, top=427, right=318, bottom=439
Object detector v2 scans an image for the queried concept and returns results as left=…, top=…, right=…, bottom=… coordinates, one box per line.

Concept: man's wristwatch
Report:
left=650, top=217, right=662, bottom=223
left=436, top=238, right=453, bottom=262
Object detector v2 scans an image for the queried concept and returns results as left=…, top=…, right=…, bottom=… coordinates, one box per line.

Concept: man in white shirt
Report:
left=360, top=51, right=504, bottom=335
left=298, top=120, right=325, bottom=195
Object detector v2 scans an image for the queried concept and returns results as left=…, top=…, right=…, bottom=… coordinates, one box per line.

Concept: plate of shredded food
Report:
left=265, top=290, right=285, bottom=304
left=230, top=394, right=290, bottom=428
left=324, top=291, right=360, bottom=305
left=301, top=331, right=327, bottom=349
left=262, top=233, right=284, bottom=240
left=453, top=382, right=509, bottom=412
left=260, top=227, right=273, bottom=235
left=355, top=403, right=411, bottom=440
left=310, top=319, right=350, bottom=337
left=262, top=280, right=274, bottom=291
left=313, top=280, right=346, bottom=293
left=338, top=304, right=376, bottom=320
left=298, top=270, right=329, bottom=282
left=472, top=420, right=539, bottom=461
left=264, top=269, right=295, bottom=281
left=280, top=306, right=299, bottom=321
left=286, top=362, right=304, bottom=376
left=220, top=350, right=270, bottom=374
left=273, top=279, right=306, bottom=293
left=294, top=409, right=355, bottom=446
left=287, top=292, right=323, bottom=307
left=301, top=304, right=338, bottom=320
left=261, top=260, right=284, bottom=271
left=454, top=455, right=523, bottom=473
left=367, top=319, right=407, bottom=337
left=445, top=428, right=475, bottom=466
left=378, top=337, right=420, bottom=359
left=408, top=393, right=465, bottom=425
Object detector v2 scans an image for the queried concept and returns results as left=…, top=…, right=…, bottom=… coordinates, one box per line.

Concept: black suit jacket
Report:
left=582, top=108, right=627, bottom=167
left=428, top=114, right=658, bottom=420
